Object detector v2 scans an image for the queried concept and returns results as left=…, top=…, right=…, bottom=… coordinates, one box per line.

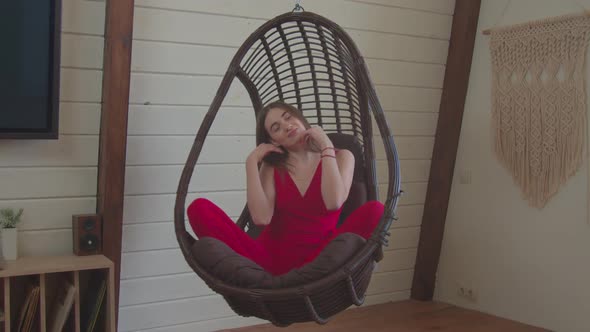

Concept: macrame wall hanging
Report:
left=487, top=12, right=590, bottom=209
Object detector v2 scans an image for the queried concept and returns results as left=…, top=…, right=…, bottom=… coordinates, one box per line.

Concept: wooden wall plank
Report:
left=60, top=68, right=103, bottom=102
left=133, top=1, right=452, bottom=39
left=19, top=229, right=72, bottom=257
left=123, top=191, right=245, bottom=224
left=389, top=227, right=421, bottom=250
left=374, top=112, right=439, bottom=136
left=122, top=222, right=177, bottom=252
left=61, top=0, right=106, bottom=35
left=0, top=198, right=96, bottom=231
left=378, top=160, right=431, bottom=183
left=411, top=0, right=481, bottom=301
left=59, top=103, right=101, bottom=135
left=376, top=85, right=442, bottom=112
left=129, top=74, right=249, bottom=106
left=394, top=205, right=424, bottom=228
left=131, top=41, right=235, bottom=75
left=323, top=0, right=452, bottom=37
left=132, top=33, right=449, bottom=71
left=366, top=270, right=413, bottom=296
left=0, top=168, right=97, bottom=199
left=132, top=6, right=260, bottom=46
left=361, top=290, right=411, bottom=307
left=124, top=164, right=245, bottom=195
left=367, top=60, right=445, bottom=88
left=0, top=136, right=99, bottom=167
left=378, top=249, right=417, bottom=272
left=380, top=182, right=427, bottom=206
left=127, top=106, right=255, bottom=135
left=119, top=273, right=211, bottom=307
left=126, top=136, right=254, bottom=166
left=376, top=137, right=434, bottom=160
left=61, top=34, right=105, bottom=69
left=348, top=30, right=449, bottom=64
left=349, top=0, right=455, bottom=14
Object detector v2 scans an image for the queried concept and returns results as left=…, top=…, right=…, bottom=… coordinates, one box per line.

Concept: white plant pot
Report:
left=2, top=228, right=18, bottom=260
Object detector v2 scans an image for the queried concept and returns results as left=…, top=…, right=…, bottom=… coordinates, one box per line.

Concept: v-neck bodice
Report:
left=274, top=161, right=332, bottom=219
left=256, top=162, right=343, bottom=258
left=285, top=160, right=322, bottom=198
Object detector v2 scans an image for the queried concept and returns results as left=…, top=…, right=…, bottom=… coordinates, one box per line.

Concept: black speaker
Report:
left=72, top=214, right=102, bottom=256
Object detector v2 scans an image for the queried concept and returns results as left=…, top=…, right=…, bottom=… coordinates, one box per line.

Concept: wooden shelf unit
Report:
left=0, top=255, right=115, bottom=332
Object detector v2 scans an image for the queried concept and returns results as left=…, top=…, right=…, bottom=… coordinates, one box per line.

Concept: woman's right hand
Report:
left=247, top=143, right=283, bottom=164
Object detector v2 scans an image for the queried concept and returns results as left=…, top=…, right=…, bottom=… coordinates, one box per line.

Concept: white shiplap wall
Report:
left=0, top=0, right=105, bottom=256
left=120, top=0, right=454, bottom=331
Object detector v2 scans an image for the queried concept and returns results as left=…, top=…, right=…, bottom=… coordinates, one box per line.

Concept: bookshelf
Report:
left=0, top=255, right=115, bottom=332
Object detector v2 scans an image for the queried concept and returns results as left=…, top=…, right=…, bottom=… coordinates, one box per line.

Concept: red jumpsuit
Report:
left=188, top=160, right=384, bottom=276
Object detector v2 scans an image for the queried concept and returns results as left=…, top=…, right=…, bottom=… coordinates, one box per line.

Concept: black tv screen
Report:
left=0, top=0, right=61, bottom=139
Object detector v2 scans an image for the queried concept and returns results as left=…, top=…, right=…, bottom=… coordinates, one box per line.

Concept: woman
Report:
left=188, top=101, right=384, bottom=275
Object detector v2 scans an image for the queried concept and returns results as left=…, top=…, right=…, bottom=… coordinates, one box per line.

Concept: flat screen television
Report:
left=0, top=0, right=62, bottom=139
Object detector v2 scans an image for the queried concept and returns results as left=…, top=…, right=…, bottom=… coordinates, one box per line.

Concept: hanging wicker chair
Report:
left=174, top=9, right=402, bottom=327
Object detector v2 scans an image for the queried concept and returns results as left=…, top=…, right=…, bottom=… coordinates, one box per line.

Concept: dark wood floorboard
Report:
left=222, top=300, right=549, bottom=332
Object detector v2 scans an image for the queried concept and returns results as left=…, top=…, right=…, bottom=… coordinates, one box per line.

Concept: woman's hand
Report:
left=300, top=126, right=334, bottom=150
left=247, top=143, right=283, bottom=164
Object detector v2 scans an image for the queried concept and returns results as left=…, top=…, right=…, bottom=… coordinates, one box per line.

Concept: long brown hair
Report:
left=256, top=101, right=316, bottom=170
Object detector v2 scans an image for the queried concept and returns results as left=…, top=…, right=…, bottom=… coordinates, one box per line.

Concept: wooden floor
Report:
left=222, top=300, right=548, bottom=332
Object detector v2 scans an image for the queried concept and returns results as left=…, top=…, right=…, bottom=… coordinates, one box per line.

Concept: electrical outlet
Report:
left=456, top=283, right=477, bottom=302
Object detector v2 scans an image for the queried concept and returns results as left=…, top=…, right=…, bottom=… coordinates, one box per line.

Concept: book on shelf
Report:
left=48, top=280, right=76, bottom=332
left=16, top=284, right=40, bottom=332
left=80, top=274, right=107, bottom=332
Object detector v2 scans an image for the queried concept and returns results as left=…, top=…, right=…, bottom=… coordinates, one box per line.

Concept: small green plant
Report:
left=0, top=208, right=23, bottom=228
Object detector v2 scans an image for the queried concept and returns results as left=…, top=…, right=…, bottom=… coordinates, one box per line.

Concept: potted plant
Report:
left=0, top=208, right=23, bottom=260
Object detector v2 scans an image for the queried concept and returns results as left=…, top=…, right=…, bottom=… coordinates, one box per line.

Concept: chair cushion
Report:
left=327, top=133, right=368, bottom=225
left=277, top=232, right=366, bottom=287
left=191, top=233, right=366, bottom=289
left=190, top=237, right=278, bottom=288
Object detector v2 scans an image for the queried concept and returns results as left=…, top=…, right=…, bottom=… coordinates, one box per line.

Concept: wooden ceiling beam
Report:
left=97, top=0, right=135, bottom=325
left=411, top=0, right=482, bottom=300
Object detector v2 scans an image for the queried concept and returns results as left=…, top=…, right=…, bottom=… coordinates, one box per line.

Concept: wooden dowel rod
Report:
left=482, top=10, right=590, bottom=35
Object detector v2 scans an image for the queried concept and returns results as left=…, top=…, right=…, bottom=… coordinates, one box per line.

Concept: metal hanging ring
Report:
left=292, top=1, right=304, bottom=12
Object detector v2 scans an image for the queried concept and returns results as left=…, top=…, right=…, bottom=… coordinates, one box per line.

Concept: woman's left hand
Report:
left=301, top=126, right=333, bottom=150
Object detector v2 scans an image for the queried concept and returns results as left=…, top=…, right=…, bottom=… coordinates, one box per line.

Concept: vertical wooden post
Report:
left=411, top=0, right=481, bottom=300
left=97, top=0, right=135, bottom=325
